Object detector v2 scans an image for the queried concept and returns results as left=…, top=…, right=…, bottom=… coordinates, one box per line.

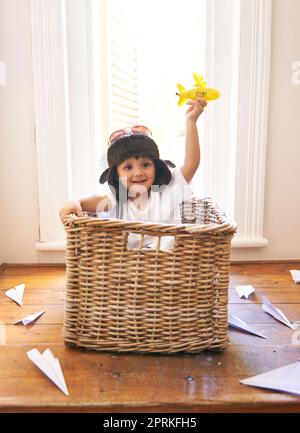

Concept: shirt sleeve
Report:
left=170, top=167, right=194, bottom=201
left=95, top=187, right=118, bottom=218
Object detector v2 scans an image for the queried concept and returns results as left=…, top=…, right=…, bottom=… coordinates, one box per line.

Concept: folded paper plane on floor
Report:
left=5, top=283, right=25, bottom=306
left=262, top=296, right=295, bottom=329
left=235, top=285, right=255, bottom=299
left=290, top=270, right=300, bottom=283
left=228, top=313, right=267, bottom=339
left=240, top=361, right=300, bottom=396
left=14, top=310, right=45, bottom=326
left=27, top=348, right=69, bottom=396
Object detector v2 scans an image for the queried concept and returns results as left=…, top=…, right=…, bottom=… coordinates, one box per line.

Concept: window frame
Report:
left=31, top=0, right=272, bottom=252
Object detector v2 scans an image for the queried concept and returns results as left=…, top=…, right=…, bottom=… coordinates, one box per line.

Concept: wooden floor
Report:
left=1, top=262, right=300, bottom=413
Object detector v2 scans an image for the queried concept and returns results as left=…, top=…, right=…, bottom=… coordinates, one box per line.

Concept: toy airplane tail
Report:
left=176, top=84, right=187, bottom=106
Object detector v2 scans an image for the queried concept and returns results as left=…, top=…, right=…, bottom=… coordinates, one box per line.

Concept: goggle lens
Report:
left=108, top=125, right=152, bottom=145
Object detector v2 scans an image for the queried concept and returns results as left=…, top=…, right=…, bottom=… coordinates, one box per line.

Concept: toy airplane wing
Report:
left=176, top=83, right=185, bottom=92
left=193, top=73, right=206, bottom=89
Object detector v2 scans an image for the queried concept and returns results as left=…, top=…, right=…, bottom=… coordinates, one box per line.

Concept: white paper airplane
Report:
left=240, top=361, right=300, bottom=396
left=14, top=310, right=45, bottom=326
left=27, top=348, right=69, bottom=396
left=235, top=285, right=255, bottom=299
left=262, top=296, right=295, bottom=329
left=228, top=313, right=267, bottom=339
left=5, top=283, right=25, bottom=306
left=290, top=270, right=300, bottom=283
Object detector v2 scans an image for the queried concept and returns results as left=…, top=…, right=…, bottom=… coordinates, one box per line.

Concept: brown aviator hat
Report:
left=99, top=127, right=175, bottom=196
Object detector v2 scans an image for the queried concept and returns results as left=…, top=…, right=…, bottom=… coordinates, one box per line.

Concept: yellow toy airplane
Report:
left=176, top=73, right=221, bottom=106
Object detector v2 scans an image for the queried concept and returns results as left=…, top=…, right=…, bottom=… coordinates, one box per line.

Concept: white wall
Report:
left=0, top=0, right=299, bottom=264
left=0, top=0, right=65, bottom=264
left=231, top=0, right=300, bottom=261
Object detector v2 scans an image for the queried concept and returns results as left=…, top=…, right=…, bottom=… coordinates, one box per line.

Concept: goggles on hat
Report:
left=108, top=125, right=152, bottom=146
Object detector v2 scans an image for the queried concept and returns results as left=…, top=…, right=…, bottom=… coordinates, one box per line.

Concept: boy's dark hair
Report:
left=99, top=135, right=175, bottom=202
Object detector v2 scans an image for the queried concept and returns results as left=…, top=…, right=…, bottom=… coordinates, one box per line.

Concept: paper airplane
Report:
left=290, top=270, right=300, bottom=283
left=262, top=296, right=295, bottom=329
left=5, top=283, right=25, bottom=306
left=27, top=348, right=69, bottom=396
left=240, top=361, right=300, bottom=396
left=14, top=310, right=45, bottom=326
left=235, top=285, right=255, bottom=299
left=228, top=313, right=267, bottom=339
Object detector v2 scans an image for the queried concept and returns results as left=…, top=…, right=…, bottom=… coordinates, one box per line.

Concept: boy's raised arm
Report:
left=180, top=98, right=206, bottom=183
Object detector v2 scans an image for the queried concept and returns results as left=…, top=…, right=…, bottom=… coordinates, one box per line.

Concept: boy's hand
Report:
left=59, top=201, right=83, bottom=223
left=185, top=98, right=207, bottom=123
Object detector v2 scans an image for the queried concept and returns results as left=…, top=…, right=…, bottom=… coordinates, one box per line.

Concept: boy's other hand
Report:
left=59, top=201, right=83, bottom=223
left=185, top=98, right=207, bottom=123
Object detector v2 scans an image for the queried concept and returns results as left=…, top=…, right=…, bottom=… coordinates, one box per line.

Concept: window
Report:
left=31, top=0, right=272, bottom=252
left=104, top=0, right=206, bottom=196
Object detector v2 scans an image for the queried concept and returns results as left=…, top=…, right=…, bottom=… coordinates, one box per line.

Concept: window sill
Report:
left=232, top=237, right=268, bottom=248
left=35, top=242, right=66, bottom=252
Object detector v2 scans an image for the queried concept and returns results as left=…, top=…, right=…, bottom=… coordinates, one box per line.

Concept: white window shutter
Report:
left=107, top=0, right=139, bottom=132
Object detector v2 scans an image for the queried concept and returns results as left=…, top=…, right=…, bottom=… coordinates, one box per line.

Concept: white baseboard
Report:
left=232, top=237, right=269, bottom=248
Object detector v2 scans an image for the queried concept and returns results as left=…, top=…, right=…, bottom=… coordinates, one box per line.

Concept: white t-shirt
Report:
left=99, top=167, right=194, bottom=250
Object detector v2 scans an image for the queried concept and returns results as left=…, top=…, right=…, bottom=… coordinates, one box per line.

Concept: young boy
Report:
left=59, top=98, right=206, bottom=227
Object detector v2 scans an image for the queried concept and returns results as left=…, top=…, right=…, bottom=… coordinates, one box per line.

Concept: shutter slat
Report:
left=112, top=79, right=138, bottom=97
left=111, top=42, right=137, bottom=69
left=111, top=59, right=137, bottom=86
left=112, top=104, right=138, bottom=117
left=112, top=95, right=138, bottom=111
left=111, top=82, right=137, bottom=98
left=108, top=0, right=139, bottom=130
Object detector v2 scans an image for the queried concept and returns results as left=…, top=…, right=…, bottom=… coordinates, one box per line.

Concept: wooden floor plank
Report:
left=5, top=324, right=64, bottom=345
left=0, top=344, right=300, bottom=412
left=0, top=305, right=63, bottom=325
left=229, top=288, right=300, bottom=304
left=0, top=262, right=300, bottom=412
left=0, top=289, right=64, bottom=306
left=229, top=303, right=300, bottom=323
left=228, top=326, right=296, bottom=346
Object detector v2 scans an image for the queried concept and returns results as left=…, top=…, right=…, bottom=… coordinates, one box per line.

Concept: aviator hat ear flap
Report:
left=154, top=159, right=176, bottom=186
left=164, top=160, right=176, bottom=168
left=99, top=167, right=110, bottom=184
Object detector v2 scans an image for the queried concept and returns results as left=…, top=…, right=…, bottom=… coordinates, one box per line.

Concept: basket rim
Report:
left=64, top=197, right=237, bottom=236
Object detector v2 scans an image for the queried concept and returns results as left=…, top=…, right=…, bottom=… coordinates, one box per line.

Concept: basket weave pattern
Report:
left=63, top=197, right=236, bottom=353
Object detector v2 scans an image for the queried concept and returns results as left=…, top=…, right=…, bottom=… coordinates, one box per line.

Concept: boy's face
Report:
left=117, top=156, right=156, bottom=195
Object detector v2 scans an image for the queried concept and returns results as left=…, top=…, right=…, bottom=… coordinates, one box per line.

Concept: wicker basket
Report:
left=63, top=197, right=236, bottom=353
